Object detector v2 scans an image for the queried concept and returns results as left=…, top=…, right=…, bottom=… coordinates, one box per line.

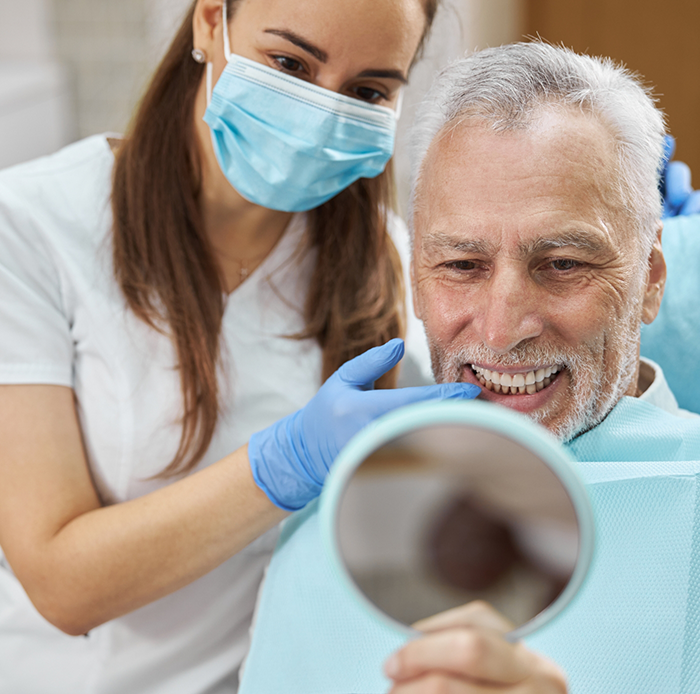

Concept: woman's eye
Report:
left=273, top=56, right=304, bottom=73
left=351, top=86, right=386, bottom=103
left=550, top=258, right=580, bottom=271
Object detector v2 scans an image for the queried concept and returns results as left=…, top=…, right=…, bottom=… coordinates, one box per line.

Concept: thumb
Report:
left=337, top=339, right=405, bottom=388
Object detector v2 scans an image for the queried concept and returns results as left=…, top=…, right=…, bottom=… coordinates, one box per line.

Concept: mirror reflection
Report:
left=336, top=424, right=580, bottom=630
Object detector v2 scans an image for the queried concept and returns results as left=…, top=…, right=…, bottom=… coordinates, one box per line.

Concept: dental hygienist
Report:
left=0, top=1, right=486, bottom=691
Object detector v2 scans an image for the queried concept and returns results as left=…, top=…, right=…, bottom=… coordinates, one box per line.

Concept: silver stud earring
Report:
left=191, top=48, right=207, bottom=64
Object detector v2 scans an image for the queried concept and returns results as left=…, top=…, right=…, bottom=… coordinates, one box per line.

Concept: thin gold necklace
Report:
left=221, top=240, right=282, bottom=289
left=230, top=251, right=268, bottom=282
left=215, top=223, right=288, bottom=289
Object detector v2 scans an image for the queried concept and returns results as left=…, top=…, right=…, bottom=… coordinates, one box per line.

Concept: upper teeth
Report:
left=471, top=365, right=560, bottom=394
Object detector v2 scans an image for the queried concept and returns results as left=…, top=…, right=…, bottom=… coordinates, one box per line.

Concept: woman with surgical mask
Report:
left=0, top=1, right=565, bottom=692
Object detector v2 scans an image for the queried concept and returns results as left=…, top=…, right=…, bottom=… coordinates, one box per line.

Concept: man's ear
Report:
left=641, top=222, right=667, bottom=325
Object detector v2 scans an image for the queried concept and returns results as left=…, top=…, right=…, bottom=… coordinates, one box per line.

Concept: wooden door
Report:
left=525, top=0, right=700, bottom=177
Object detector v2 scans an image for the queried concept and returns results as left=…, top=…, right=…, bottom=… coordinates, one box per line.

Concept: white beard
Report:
left=428, top=315, right=641, bottom=442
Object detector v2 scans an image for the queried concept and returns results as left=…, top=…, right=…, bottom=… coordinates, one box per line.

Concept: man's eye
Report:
left=273, top=56, right=304, bottom=73
left=448, top=260, right=479, bottom=271
left=550, top=258, right=580, bottom=271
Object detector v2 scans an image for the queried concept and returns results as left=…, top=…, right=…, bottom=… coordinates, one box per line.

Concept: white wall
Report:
left=51, top=0, right=152, bottom=138
left=0, top=0, right=74, bottom=168
left=0, top=0, right=56, bottom=61
left=146, top=0, right=193, bottom=62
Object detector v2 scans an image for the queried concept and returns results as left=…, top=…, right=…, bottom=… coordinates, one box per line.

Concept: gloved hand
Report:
left=660, top=135, right=700, bottom=217
left=248, top=338, right=480, bottom=511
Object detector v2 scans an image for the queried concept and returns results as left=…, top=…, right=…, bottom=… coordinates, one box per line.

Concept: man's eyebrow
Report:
left=421, top=232, right=496, bottom=255
left=522, top=231, right=608, bottom=255
left=264, top=29, right=328, bottom=63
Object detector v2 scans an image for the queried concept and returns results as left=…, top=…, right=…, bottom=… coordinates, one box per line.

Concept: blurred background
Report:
left=0, top=0, right=698, bottom=215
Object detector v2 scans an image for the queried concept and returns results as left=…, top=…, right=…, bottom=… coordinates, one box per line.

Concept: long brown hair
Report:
left=112, top=0, right=439, bottom=477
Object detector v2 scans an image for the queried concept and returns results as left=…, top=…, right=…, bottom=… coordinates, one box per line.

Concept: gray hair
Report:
left=409, top=41, right=666, bottom=252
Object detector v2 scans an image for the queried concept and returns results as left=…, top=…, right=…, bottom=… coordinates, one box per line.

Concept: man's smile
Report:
left=470, top=363, right=562, bottom=394
left=459, top=362, right=569, bottom=415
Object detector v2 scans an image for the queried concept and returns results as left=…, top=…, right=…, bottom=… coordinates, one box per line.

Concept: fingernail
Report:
left=384, top=653, right=400, bottom=678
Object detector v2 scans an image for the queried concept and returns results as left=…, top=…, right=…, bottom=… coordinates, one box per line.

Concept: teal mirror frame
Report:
left=319, top=399, right=595, bottom=642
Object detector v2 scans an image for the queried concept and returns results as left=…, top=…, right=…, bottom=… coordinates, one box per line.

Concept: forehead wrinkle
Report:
left=519, top=230, right=609, bottom=257
left=421, top=231, right=498, bottom=256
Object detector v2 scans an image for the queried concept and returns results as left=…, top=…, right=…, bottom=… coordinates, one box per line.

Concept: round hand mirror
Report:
left=319, top=400, right=594, bottom=641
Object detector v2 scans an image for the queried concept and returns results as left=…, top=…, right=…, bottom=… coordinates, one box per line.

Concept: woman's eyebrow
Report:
left=263, top=29, right=408, bottom=83
left=264, top=29, right=328, bottom=63
left=357, top=69, right=408, bottom=84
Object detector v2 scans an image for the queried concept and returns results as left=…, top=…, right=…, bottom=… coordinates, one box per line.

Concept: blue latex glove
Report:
left=248, top=338, right=481, bottom=511
left=660, top=135, right=700, bottom=217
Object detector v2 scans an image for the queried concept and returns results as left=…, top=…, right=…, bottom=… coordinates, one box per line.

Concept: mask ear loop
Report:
left=206, top=2, right=231, bottom=107
left=394, top=89, right=404, bottom=120
left=222, top=1, right=233, bottom=61
left=206, top=61, right=213, bottom=106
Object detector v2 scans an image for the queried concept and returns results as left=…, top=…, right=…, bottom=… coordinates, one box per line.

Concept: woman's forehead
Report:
left=233, top=0, right=427, bottom=67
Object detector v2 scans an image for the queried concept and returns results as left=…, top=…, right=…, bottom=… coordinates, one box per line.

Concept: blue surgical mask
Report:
left=202, top=3, right=399, bottom=213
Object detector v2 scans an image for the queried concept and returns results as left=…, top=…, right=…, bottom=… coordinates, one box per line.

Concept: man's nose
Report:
left=473, top=267, right=544, bottom=354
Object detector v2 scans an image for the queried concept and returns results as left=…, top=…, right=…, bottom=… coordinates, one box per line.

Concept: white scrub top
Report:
left=0, top=135, right=335, bottom=693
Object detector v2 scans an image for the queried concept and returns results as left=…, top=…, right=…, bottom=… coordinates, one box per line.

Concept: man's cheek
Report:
left=421, top=302, right=458, bottom=344
left=425, top=287, right=475, bottom=340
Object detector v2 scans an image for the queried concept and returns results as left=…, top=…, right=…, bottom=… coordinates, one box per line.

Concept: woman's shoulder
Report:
left=0, top=134, right=115, bottom=238
left=0, top=134, right=115, bottom=188
left=0, top=135, right=117, bottom=272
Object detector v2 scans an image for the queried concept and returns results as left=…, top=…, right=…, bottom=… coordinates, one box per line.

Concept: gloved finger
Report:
left=367, top=382, right=481, bottom=414
left=665, top=160, right=693, bottom=209
left=659, top=135, right=675, bottom=200
left=663, top=134, right=676, bottom=165
left=336, top=339, right=405, bottom=388
left=680, top=190, right=700, bottom=216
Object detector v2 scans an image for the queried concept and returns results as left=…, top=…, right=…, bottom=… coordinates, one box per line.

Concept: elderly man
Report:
left=410, top=45, right=668, bottom=441
left=237, top=43, right=700, bottom=694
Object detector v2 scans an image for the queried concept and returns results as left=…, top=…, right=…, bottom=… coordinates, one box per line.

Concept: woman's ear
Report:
left=641, top=222, right=667, bottom=325
left=192, top=0, right=224, bottom=58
